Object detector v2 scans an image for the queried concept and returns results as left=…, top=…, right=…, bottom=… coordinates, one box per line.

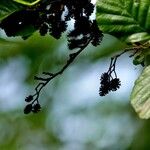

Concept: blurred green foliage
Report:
left=0, top=31, right=150, bottom=149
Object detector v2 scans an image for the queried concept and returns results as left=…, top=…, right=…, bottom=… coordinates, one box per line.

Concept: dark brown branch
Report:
left=106, top=42, right=150, bottom=80
left=31, top=38, right=92, bottom=104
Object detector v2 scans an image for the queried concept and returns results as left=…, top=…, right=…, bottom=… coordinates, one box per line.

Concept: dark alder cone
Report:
left=25, top=95, right=33, bottom=102
left=32, top=103, right=41, bottom=113
left=50, top=21, right=67, bottom=39
left=100, top=72, right=110, bottom=84
left=24, top=104, right=33, bottom=114
left=84, top=2, right=95, bottom=16
left=99, top=72, right=121, bottom=96
left=99, top=72, right=111, bottom=96
left=0, top=0, right=103, bottom=51
left=110, top=78, right=121, bottom=91
left=91, top=32, right=103, bottom=46
left=91, top=20, right=103, bottom=46
left=99, top=83, right=110, bottom=96
left=68, top=16, right=92, bottom=37
left=39, top=23, right=49, bottom=36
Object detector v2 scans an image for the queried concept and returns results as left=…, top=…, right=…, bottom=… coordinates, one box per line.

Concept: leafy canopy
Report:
left=96, top=0, right=150, bottom=43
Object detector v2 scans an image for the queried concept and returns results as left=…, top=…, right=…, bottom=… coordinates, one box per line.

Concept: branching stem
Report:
left=31, top=38, right=92, bottom=104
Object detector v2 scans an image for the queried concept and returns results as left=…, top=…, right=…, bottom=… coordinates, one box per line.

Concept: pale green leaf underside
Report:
left=96, top=0, right=150, bottom=43
left=13, top=0, right=41, bottom=6
left=131, top=65, right=150, bottom=119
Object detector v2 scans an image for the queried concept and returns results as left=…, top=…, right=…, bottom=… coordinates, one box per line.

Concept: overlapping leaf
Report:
left=96, top=0, right=150, bottom=43
left=0, top=0, right=25, bottom=20
left=131, top=66, right=150, bottom=119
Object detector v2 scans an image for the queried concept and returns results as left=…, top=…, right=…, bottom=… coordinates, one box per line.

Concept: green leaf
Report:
left=133, top=54, right=145, bottom=66
left=96, top=0, right=150, bottom=43
left=133, top=48, right=150, bottom=66
left=145, top=54, right=150, bottom=66
left=131, top=65, right=150, bottom=119
left=0, top=0, right=24, bottom=20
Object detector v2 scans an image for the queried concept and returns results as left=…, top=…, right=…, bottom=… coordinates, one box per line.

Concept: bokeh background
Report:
left=0, top=29, right=150, bottom=150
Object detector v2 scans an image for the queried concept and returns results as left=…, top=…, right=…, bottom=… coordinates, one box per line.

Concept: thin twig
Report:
left=32, top=38, right=92, bottom=102
left=107, top=44, right=144, bottom=78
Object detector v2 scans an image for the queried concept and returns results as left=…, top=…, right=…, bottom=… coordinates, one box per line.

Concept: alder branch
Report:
left=27, top=42, right=147, bottom=106
left=30, top=38, right=92, bottom=105
left=110, top=42, right=150, bottom=69
left=99, top=43, right=148, bottom=97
